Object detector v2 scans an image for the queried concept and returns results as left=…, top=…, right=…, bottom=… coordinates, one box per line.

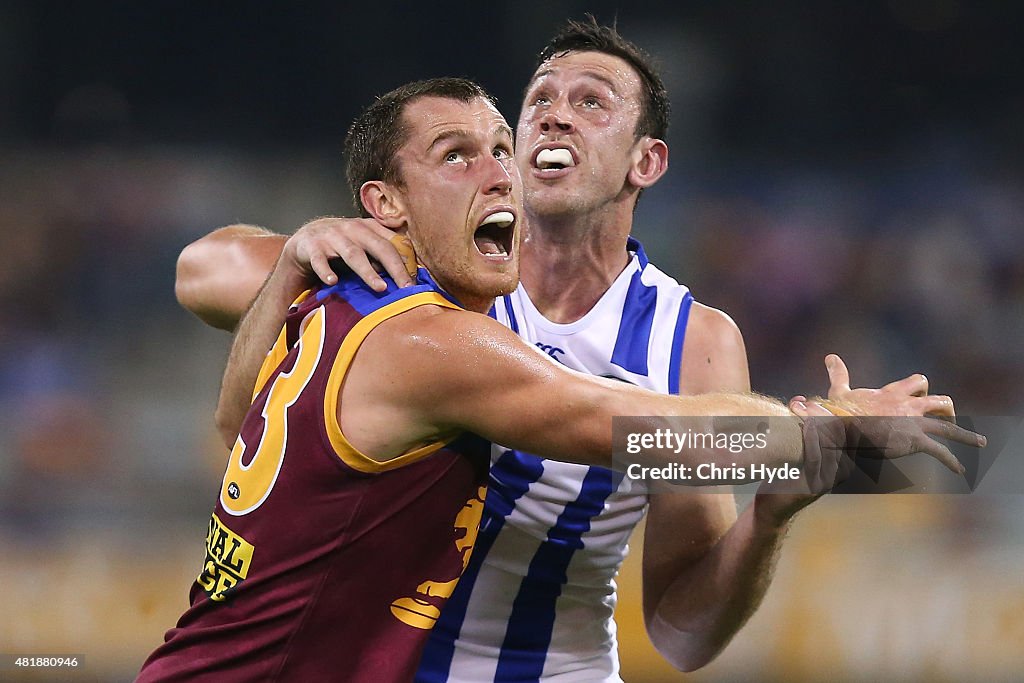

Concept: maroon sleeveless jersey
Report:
left=138, top=274, right=491, bottom=682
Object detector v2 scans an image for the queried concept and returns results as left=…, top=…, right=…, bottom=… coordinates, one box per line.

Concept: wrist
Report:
left=811, top=397, right=859, bottom=417
left=273, top=249, right=315, bottom=290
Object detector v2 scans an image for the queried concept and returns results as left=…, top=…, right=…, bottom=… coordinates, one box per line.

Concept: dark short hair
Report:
left=535, top=16, right=669, bottom=141
left=344, top=77, right=496, bottom=217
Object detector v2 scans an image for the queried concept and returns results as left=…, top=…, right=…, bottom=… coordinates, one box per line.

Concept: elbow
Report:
left=650, top=633, right=723, bottom=673
left=175, top=238, right=239, bottom=331
left=646, top=613, right=727, bottom=673
left=667, top=648, right=719, bottom=674
left=175, top=241, right=201, bottom=310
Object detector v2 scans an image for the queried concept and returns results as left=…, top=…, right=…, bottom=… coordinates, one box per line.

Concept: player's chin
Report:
left=471, top=267, right=520, bottom=299
left=523, top=188, right=579, bottom=217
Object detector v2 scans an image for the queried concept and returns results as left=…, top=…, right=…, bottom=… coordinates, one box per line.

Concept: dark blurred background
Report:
left=0, top=1, right=1021, bottom=680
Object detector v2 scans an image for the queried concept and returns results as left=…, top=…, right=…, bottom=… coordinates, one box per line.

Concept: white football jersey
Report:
left=415, top=240, right=694, bottom=683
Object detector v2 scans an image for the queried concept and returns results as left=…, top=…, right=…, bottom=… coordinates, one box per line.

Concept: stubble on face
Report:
left=390, top=96, right=523, bottom=311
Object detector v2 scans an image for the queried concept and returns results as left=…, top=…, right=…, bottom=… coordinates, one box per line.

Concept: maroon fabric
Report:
left=138, top=287, right=489, bottom=682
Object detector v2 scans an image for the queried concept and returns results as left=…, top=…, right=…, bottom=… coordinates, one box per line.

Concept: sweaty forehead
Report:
left=403, top=96, right=510, bottom=142
left=526, top=50, right=642, bottom=98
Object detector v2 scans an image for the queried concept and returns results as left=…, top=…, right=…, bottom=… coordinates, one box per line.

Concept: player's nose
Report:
left=482, top=154, right=513, bottom=195
left=539, top=108, right=575, bottom=135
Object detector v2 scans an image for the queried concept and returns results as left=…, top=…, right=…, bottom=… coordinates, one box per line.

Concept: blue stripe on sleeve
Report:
left=667, top=291, right=694, bottom=395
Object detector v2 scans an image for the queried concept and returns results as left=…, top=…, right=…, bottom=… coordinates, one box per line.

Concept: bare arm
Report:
left=176, top=218, right=416, bottom=331
left=213, top=244, right=307, bottom=447
left=343, top=297, right=983, bottom=474
left=209, top=216, right=414, bottom=444
left=341, top=303, right=803, bottom=472
left=643, top=304, right=792, bottom=670
left=641, top=308, right=983, bottom=671
left=176, top=224, right=286, bottom=331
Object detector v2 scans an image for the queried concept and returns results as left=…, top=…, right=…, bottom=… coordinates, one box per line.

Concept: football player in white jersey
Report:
left=175, top=18, right=971, bottom=681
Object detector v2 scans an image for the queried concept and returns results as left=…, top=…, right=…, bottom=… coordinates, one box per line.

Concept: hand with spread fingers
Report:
left=753, top=355, right=987, bottom=525
left=281, top=216, right=417, bottom=291
left=816, top=354, right=985, bottom=474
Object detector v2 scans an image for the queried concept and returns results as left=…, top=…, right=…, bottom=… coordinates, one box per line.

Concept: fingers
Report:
left=361, top=231, right=415, bottom=288
left=916, top=394, right=955, bottom=419
left=386, top=234, right=419, bottom=285
left=308, top=252, right=338, bottom=286
left=357, top=219, right=417, bottom=285
left=914, top=435, right=966, bottom=474
left=872, top=416, right=982, bottom=475
left=789, top=397, right=809, bottom=416
left=338, top=222, right=413, bottom=290
left=825, top=354, right=851, bottom=397
left=337, top=243, right=388, bottom=291
left=921, top=416, right=986, bottom=448
left=883, top=373, right=929, bottom=397
left=290, top=217, right=416, bottom=292
left=790, top=398, right=833, bottom=418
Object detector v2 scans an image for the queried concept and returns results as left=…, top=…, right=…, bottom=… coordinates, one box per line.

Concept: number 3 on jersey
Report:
left=220, top=306, right=327, bottom=515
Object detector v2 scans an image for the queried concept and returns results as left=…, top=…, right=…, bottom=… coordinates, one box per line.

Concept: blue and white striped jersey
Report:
left=415, top=239, right=694, bottom=683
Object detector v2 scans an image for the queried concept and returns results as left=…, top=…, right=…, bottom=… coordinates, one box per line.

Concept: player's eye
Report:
left=581, top=96, right=601, bottom=109
left=444, top=150, right=465, bottom=164
left=493, top=146, right=511, bottom=160
left=533, top=94, right=550, bottom=106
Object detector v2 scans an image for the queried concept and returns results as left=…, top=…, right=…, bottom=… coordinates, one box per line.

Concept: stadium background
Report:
left=0, top=1, right=1022, bottom=680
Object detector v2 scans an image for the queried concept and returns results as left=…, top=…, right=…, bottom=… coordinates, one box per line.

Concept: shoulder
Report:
left=373, top=304, right=510, bottom=344
left=685, top=302, right=744, bottom=356
left=364, top=304, right=543, bottom=377
left=678, top=301, right=749, bottom=394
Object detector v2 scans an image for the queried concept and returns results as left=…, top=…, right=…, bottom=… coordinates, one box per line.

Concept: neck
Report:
left=518, top=206, right=633, bottom=324
left=416, top=267, right=495, bottom=315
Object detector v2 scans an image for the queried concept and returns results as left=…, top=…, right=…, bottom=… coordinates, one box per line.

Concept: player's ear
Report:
left=360, top=181, right=407, bottom=229
left=627, top=137, right=668, bottom=189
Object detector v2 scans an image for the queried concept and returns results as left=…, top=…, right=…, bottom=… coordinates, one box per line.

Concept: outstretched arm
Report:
left=341, top=300, right=982, bottom=476
left=213, top=233, right=309, bottom=446
left=341, top=302, right=806, bottom=473
left=176, top=218, right=416, bottom=331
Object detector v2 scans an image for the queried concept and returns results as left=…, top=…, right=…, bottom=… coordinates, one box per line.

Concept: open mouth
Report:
left=473, top=211, right=515, bottom=258
left=532, top=147, right=577, bottom=172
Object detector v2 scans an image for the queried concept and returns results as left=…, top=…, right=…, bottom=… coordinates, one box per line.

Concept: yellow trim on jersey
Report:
left=324, top=291, right=463, bottom=474
left=252, top=289, right=314, bottom=402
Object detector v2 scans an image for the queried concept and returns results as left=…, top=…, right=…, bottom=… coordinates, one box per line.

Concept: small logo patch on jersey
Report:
left=535, top=342, right=565, bottom=360
left=196, top=513, right=255, bottom=602
left=227, top=482, right=240, bottom=500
